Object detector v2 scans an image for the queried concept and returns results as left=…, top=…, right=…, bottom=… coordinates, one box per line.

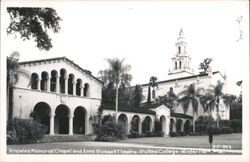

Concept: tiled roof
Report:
left=141, top=71, right=222, bottom=86
left=171, top=112, right=193, bottom=119
left=19, top=56, right=103, bottom=84
left=101, top=102, right=156, bottom=115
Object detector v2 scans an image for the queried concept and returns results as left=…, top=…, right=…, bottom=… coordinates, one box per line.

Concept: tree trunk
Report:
left=216, top=97, right=220, bottom=127
left=115, top=84, right=119, bottom=123
left=8, top=86, right=13, bottom=122
left=193, top=109, right=195, bottom=132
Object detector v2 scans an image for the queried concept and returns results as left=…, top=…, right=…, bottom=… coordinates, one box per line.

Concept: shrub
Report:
left=157, top=131, right=165, bottom=137
left=128, top=131, right=139, bottom=138
left=144, top=131, right=152, bottom=137
left=188, top=132, right=199, bottom=136
left=177, top=131, right=186, bottom=136
left=212, top=127, right=222, bottom=135
left=230, top=119, right=242, bottom=133
left=94, top=115, right=127, bottom=142
left=221, top=127, right=233, bottom=134
left=220, top=120, right=231, bottom=128
left=170, top=132, right=179, bottom=137
left=7, top=118, right=47, bottom=144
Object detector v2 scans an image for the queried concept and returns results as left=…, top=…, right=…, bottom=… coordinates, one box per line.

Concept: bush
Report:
left=170, top=132, right=179, bottom=137
left=177, top=131, right=187, bottom=136
left=188, top=132, right=199, bottom=136
left=128, top=131, right=139, bottom=138
left=144, top=131, right=152, bottom=137
left=212, top=127, right=222, bottom=135
left=94, top=115, right=127, bottom=142
left=157, top=131, right=165, bottom=137
left=220, top=120, right=231, bottom=128
left=7, top=118, right=47, bottom=144
left=230, top=119, right=242, bottom=133
left=221, top=127, right=233, bottom=134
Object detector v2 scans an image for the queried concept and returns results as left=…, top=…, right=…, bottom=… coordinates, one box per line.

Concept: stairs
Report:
left=40, top=134, right=95, bottom=143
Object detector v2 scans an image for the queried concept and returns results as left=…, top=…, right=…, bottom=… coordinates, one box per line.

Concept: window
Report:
left=178, top=46, right=181, bottom=54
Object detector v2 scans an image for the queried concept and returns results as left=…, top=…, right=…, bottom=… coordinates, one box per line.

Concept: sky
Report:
left=1, top=0, right=249, bottom=96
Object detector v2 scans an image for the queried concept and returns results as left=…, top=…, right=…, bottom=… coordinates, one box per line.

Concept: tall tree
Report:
left=149, top=76, right=158, bottom=100
left=98, top=58, right=132, bottom=123
left=147, top=86, right=151, bottom=105
left=7, top=7, right=62, bottom=51
left=198, top=58, right=213, bottom=74
left=131, top=85, right=144, bottom=108
left=178, top=84, right=199, bottom=132
left=206, top=81, right=225, bottom=127
left=7, top=52, right=30, bottom=122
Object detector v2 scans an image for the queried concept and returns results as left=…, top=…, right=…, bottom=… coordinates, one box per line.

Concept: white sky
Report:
left=1, top=0, right=249, bottom=96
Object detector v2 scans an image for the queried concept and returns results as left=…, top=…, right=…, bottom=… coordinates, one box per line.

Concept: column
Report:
left=138, top=120, right=142, bottom=134
left=80, top=85, right=84, bottom=97
left=72, top=81, right=76, bottom=95
left=173, top=122, right=176, bottom=132
left=37, top=78, right=41, bottom=91
left=85, top=114, right=89, bottom=134
left=64, top=76, right=68, bottom=95
left=68, top=114, right=74, bottom=135
left=56, top=74, right=59, bottom=93
left=49, top=112, right=55, bottom=135
left=47, top=76, right=51, bottom=92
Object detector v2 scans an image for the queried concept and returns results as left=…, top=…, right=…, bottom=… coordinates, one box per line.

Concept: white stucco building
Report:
left=10, top=29, right=229, bottom=138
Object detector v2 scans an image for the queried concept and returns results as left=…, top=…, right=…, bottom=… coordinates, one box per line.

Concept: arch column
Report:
left=72, top=81, right=76, bottom=95
left=37, top=78, right=41, bottom=91
left=56, top=74, right=59, bottom=93
left=47, top=76, right=51, bottom=92
left=85, top=114, right=89, bottom=134
left=64, top=76, right=68, bottom=95
left=80, top=85, right=84, bottom=97
left=138, top=119, right=142, bottom=134
left=49, top=112, right=55, bottom=135
left=68, top=114, right=74, bottom=135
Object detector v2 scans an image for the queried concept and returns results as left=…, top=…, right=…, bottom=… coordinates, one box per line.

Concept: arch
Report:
left=83, top=83, right=90, bottom=97
left=118, top=114, right=128, bottom=132
left=160, top=115, right=167, bottom=134
left=73, top=106, right=86, bottom=134
left=76, top=79, right=82, bottom=96
left=50, top=70, right=58, bottom=92
left=68, top=74, right=75, bottom=95
left=176, top=119, right=183, bottom=132
left=170, top=118, right=176, bottom=133
left=55, top=104, right=70, bottom=134
left=33, top=102, right=51, bottom=134
left=184, top=120, right=191, bottom=133
left=59, top=69, right=67, bottom=93
left=178, top=46, right=181, bottom=54
left=41, top=71, right=49, bottom=91
left=31, top=73, right=39, bottom=90
left=142, top=116, right=152, bottom=132
left=131, top=115, right=141, bottom=133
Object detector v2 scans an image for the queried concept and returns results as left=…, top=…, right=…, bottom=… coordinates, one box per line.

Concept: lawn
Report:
left=7, top=133, right=242, bottom=154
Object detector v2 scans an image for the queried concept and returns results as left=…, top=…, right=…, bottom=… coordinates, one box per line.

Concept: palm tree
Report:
left=178, top=84, right=199, bottom=132
left=7, top=52, right=30, bottom=122
left=98, top=58, right=132, bottom=123
left=205, top=81, right=225, bottom=127
left=149, top=76, right=158, bottom=101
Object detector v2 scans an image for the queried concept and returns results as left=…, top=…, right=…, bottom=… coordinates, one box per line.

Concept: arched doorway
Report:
left=41, top=71, right=48, bottom=91
left=31, top=73, right=39, bottom=90
left=33, top=102, right=51, bottom=134
left=118, top=114, right=128, bottom=133
left=142, top=116, right=152, bottom=132
left=55, top=105, right=70, bottom=134
left=160, top=115, right=166, bottom=134
left=170, top=118, right=176, bottom=133
left=73, top=106, right=86, bottom=134
left=131, top=115, right=140, bottom=133
left=184, top=120, right=191, bottom=133
left=176, top=119, right=183, bottom=132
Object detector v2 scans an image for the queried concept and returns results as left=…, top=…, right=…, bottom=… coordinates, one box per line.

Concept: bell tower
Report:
left=168, top=28, right=195, bottom=79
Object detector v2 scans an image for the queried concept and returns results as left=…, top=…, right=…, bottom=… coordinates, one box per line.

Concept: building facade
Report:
left=10, top=29, right=229, bottom=137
